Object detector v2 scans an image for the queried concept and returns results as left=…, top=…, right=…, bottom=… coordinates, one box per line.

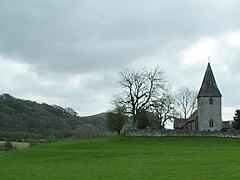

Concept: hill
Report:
left=0, top=93, right=107, bottom=141
left=1, top=136, right=240, bottom=179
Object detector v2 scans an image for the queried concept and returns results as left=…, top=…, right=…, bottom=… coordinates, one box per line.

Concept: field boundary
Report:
left=124, top=129, right=240, bottom=138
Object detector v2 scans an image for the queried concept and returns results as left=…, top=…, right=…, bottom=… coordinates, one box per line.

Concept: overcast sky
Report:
left=0, top=0, right=239, bottom=121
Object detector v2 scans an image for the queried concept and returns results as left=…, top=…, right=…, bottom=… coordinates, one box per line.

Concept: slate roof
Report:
left=186, top=110, right=198, bottom=123
left=197, top=63, right=222, bottom=98
left=222, top=121, right=231, bottom=129
left=174, top=110, right=198, bottom=129
left=174, top=118, right=187, bottom=129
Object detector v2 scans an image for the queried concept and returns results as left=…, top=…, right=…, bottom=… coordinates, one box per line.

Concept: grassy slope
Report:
left=0, top=136, right=240, bottom=179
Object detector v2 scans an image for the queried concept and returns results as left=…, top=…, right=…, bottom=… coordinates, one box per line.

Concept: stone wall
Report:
left=198, top=97, right=222, bottom=131
left=124, top=129, right=240, bottom=139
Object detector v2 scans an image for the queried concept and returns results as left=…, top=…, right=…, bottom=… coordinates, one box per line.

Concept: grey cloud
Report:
left=0, top=0, right=240, bottom=118
left=1, top=0, right=240, bottom=74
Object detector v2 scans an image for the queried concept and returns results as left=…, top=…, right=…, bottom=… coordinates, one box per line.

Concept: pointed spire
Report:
left=197, top=63, right=222, bottom=98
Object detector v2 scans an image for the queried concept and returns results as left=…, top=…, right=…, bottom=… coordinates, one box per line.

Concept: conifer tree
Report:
left=107, top=105, right=128, bottom=134
left=233, top=109, right=240, bottom=130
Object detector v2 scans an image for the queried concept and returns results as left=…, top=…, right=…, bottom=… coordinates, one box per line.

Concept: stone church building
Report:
left=174, top=62, right=223, bottom=131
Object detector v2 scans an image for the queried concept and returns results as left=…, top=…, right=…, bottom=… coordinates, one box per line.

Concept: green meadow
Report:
left=0, top=136, right=240, bottom=179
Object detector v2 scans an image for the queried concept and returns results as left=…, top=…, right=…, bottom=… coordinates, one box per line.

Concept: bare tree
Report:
left=116, top=67, right=166, bottom=128
left=151, top=92, right=177, bottom=129
left=175, top=87, right=197, bottom=119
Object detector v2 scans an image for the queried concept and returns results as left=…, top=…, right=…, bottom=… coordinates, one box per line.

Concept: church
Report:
left=174, top=62, right=223, bottom=131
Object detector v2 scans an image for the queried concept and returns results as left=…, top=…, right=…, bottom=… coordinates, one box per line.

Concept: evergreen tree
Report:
left=107, top=106, right=128, bottom=134
left=233, top=109, right=240, bottom=130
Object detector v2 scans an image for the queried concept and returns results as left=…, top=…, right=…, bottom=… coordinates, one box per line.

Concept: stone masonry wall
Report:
left=124, top=129, right=240, bottom=139
left=198, top=97, right=222, bottom=131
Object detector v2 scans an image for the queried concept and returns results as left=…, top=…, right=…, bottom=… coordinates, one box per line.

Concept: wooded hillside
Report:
left=0, top=94, right=107, bottom=141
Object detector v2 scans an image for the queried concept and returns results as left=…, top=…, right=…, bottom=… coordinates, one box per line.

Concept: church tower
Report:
left=197, top=63, right=222, bottom=131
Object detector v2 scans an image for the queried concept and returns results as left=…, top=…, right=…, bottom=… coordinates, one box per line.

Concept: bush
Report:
left=73, top=124, right=103, bottom=138
left=107, top=106, right=128, bottom=135
left=0, top=141, right=16, bottom=151
left=137, top=111, right=150, bottom=129
left=145, top=126, right=151, bottom=130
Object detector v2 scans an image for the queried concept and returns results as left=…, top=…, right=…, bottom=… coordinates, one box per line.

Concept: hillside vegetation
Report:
left=0, top=94, right=107, bottom=140
left=1, top=136, right=240, bottom=179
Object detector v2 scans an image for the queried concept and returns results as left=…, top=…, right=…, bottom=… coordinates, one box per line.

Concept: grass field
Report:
left=0, top=136, right=240, bottom=179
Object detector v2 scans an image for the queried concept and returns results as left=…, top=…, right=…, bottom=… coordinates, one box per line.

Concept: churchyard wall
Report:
left=123, top=129, right=240, bottom=138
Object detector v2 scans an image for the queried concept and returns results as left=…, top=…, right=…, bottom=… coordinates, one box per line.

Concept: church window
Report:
left=209, top=119, right=214, bottom=128
left=209, top=98, right=213, bottom=105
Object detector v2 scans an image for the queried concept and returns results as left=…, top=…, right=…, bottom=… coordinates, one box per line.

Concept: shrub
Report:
left=0, top=141, right=16, bottom=151
left=145, top=126, right=151, bottom=130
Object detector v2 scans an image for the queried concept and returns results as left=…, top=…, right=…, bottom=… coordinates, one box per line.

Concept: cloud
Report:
left=0, top=0, right=240, bottom=119
left=2, top=0, right=240, bottom=74
left=0, top=55, right=115, bottom=115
